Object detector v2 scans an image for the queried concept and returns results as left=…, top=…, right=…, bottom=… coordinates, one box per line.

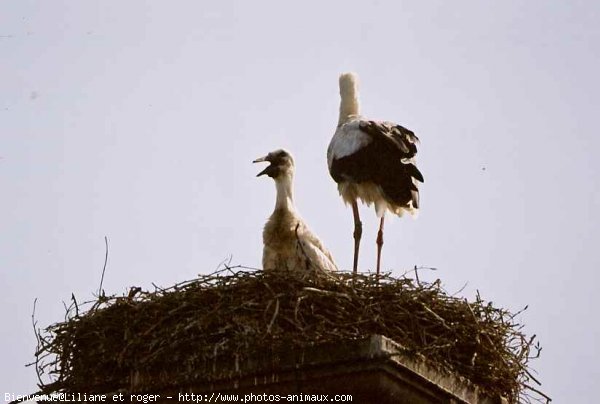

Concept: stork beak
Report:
left=252, top=155, right=268, bottom=163
left=253, top=155, right=272, bottom=177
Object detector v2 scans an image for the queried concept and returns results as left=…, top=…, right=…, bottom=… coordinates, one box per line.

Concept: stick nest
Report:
left=34, top=267, right=547, bottom=403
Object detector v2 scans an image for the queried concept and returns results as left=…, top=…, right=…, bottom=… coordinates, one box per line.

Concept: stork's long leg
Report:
left=351, top=200, right=362, bottom=275
left=376, top=216, right=385, bottom=280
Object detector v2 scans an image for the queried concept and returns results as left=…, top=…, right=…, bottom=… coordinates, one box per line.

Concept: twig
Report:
left=421, top=303, right=451, bottom=330
left=31, top=298, right=44, bottom=387
left=523, top=383, right=552, bottom=402
left=97, top=236, right=109, bottom=297
left=266, top=298, right=280, bottom=333
left=452, top=282, right=468, bottom=297
left=71, top=293, right=79, bottom=317
left=302, top=287, right=351, bottom=300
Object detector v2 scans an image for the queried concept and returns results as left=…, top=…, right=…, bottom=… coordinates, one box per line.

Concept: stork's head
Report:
left=253, top=149, right=295, bottom=179
left=338, top=73, right=360, bottom=125
left=339, top=72, right=359, bottom=98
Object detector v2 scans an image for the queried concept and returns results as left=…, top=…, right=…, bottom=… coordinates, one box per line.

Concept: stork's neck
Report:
left=274, top=173, right=296, bottom=212
left=338, top=85, right=360, bottom=126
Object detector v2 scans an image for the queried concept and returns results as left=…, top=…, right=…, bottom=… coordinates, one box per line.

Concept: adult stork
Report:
left=254, top=149, right=339, bottom=273
left=327, top=73, right=423, bottom=277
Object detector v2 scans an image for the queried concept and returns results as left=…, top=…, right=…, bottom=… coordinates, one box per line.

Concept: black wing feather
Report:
left=360, top=121, right=419, bottom=159
left=330, top=120, right=423, bottom=208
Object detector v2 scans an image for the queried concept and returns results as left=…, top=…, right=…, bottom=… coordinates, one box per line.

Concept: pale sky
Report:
left=2, top=1, right=599, bottom=402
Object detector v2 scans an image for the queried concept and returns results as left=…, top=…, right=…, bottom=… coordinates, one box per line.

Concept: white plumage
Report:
left=327, top=119, right=373, bottom=166
left=327, top=73, right=424, bottom=276
left=254, top=149, right=338, bottom=273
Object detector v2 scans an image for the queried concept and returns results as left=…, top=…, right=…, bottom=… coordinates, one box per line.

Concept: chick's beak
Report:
left=252, top=155, right=268, bottom=163
left=253, top=155, right=272, bottom=177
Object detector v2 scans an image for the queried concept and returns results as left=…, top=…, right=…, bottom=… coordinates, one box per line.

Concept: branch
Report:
left=97, top=236, right=109, bottom=297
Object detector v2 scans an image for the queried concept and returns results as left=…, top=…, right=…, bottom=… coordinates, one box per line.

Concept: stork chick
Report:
left=254, top=149, right=338, bottom=273
left=327, top=73, right=424, bottom=277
